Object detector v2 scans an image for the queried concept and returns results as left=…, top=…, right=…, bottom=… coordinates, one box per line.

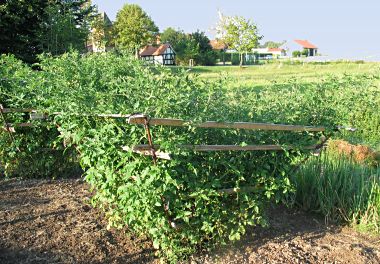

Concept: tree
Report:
left=39, top=0, right=95, bottom=55
left=190, top=31, right=217, bottom=66
left=0, top=0, right=49, bottom=63
left=216, top=12, right=262, bottom=66
left=292, top=50, right=301, bottom=57
left=114, top=4, right=159, bottom=54
left=161, top=28, right=216, bottom=66
left=0, top=0, right=95, bottom=62
left=260, top=40, right=286, bottom=49
left=90, top=11, right=115, bottom=52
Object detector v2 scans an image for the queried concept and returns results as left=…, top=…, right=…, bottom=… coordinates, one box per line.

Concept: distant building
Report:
left=139, top=44, right=176, bottom=65
left=283, top=40, right=318, bottom=57
left=209, top=40, right=228, bottom=51
left=252, top=48, right=286, bottom=59
left=210, top=40, right=228, bottom=65
left=87, top=12, right=114, bottom=53
left=294, top=40, right=318, bottom=56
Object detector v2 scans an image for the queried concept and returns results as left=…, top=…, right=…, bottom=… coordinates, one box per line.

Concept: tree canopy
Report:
left=161, top=28, right=216, bottom=66
left=114, top=4, right=159, bottom=52
left=216, top=12, right=262, bottom=66
left=39, top=0, right=95, bottom=56
left=260, top=40, right=286, bottom=49
left=0, top=0, right=95, bottom=62
left=0, top=0, right=49, bottom=63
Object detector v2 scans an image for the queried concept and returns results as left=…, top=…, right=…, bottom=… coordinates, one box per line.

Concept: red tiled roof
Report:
left=294, top=40, right=318, bottom=49
left=139, top=44, right=172, bottom=56
left=268, top=48, right=284, bottom=52
left=153, top=44, right=170, bottom=55
left=210, top=40, right=227, bottom=50
left=139, top=45, right=158, bottom=56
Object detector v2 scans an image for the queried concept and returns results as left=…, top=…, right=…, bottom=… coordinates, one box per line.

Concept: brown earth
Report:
left=328, top=140, right=380, bottom=166
left=1, top=178, right=380, bottom=264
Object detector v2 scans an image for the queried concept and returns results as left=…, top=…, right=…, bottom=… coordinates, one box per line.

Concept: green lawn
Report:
left=173, top=62, right=380, bottom=88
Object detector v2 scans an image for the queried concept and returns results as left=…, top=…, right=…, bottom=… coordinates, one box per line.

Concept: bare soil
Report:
left=1, top=178, right=379, bottom=264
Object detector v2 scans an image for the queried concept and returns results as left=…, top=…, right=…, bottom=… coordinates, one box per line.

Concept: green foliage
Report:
left=114, top=3, right=159, bottom=52
left=0, top=0, right=49, bottom=63
left=90, top=11, right=115, bottom=51
left=292, top=50, right=301, bottom=57
left=1, top=53, right=379, bottom=261
left=290, top=151, right=380, bottom=233
left=161, top=28, right=217, bottom=66
left=39, top=0, right=95, bottom=55
left=216, top=13, right=262, bottom=66
left=260, top=40, right=286, bottom=49
left=0, top=52, right=323, bottom=261
left=0, top=0, right=94, bottom=62
left=302, top=49, right=309, bottom=57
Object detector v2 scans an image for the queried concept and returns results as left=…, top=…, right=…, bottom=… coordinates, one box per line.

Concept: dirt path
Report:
left=1, top=178, right=379, bottom=264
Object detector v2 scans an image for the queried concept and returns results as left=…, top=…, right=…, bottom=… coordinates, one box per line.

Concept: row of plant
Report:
left=291, top=144, right=380, bottom=233
left=1, top=52, right=379, bottom=261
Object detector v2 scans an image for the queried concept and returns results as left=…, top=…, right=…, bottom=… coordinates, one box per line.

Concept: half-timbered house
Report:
left=139, top=44, right=176, bottom=65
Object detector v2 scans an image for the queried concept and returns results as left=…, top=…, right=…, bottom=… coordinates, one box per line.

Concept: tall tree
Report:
left=189, top=31, right=217, bottom=66
left=39, top=0, right=95, bottom=55
left=161, top=28, right=216, bottom=66
left=114, top=4, right=159, bottom=54
left=260, top=40, right=286, bottom=49
left=0, top=0, right=49, bottom=63
left=0, top=0, right=95, bottom=62
left=216, top=12, right=262, bottom=66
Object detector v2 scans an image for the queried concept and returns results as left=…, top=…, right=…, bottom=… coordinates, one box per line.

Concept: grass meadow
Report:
left=182, top=61, right=380, bottom=88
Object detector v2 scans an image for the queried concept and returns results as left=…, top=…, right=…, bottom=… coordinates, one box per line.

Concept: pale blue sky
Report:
left=93, top=0, right=380, bottom=60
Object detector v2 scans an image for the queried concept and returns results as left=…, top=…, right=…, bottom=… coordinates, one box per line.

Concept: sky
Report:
left=93, top=0, right=380, bottom=60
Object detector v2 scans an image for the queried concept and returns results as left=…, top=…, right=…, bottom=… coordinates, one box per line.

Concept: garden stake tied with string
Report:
left=142, top=115, right=158, bottom=165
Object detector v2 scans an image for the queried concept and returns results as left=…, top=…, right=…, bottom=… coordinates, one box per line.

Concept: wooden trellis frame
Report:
left=1, top=107, right=328, bottom=196
left=126, top=114, right=326, bottom=163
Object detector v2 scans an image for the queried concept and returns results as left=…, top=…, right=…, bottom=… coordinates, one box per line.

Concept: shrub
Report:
left=292, top=50, right=301, bottom=57
left=1, top=52, right=379, bottom=261
left=0, top=52, right=316, bottom=261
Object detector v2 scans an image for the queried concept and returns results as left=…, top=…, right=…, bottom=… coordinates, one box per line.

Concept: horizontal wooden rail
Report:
left=130, top=144, right=317, bottom=152
left=128, top=115, right=325, bottom=132
left=1, top=123, right=34, bottom=133
left=0, top=108, right=36, bottom=113
left=7, top=123, right=34, bottom=128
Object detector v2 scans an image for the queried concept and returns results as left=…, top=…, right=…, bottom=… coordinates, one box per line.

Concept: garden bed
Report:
left=1, top=177, right=379, bottom=264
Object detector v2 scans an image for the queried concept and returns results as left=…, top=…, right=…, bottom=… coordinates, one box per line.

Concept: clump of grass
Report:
left=290, top=150, right=380, bottom=233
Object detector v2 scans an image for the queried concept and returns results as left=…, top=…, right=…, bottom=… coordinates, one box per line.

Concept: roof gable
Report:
left=294, top=40, right=317, bottom=49
left=210, top=40, right=227, bottom=50
left=140, top=44, right=175, bottom=56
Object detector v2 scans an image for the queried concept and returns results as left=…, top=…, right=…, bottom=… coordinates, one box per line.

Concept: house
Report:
left=139, top=44, right=176, bottom=65
left=251, top=48, right=286, bottom=59
left=209, top=40, right=228, bottom=51
left=268, top=48, right=287, bottom=58
left=87, top=12, right=114, bottom=53
left=293, top=40, right=318, bottom=56
left=210, top=40, right=228, bottom=65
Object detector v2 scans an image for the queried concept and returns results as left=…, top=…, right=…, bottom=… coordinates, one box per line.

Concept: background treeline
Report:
left=0, top=0, right=94, bottom=63
left=0, top=1, right=217, bottom=65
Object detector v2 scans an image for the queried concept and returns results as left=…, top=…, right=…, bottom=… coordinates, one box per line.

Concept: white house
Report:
left=283, top=40, right=318, bottom=57
left=139, top=44, right=176, bottom=65
left=251, top=48, right=286, bottom=59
